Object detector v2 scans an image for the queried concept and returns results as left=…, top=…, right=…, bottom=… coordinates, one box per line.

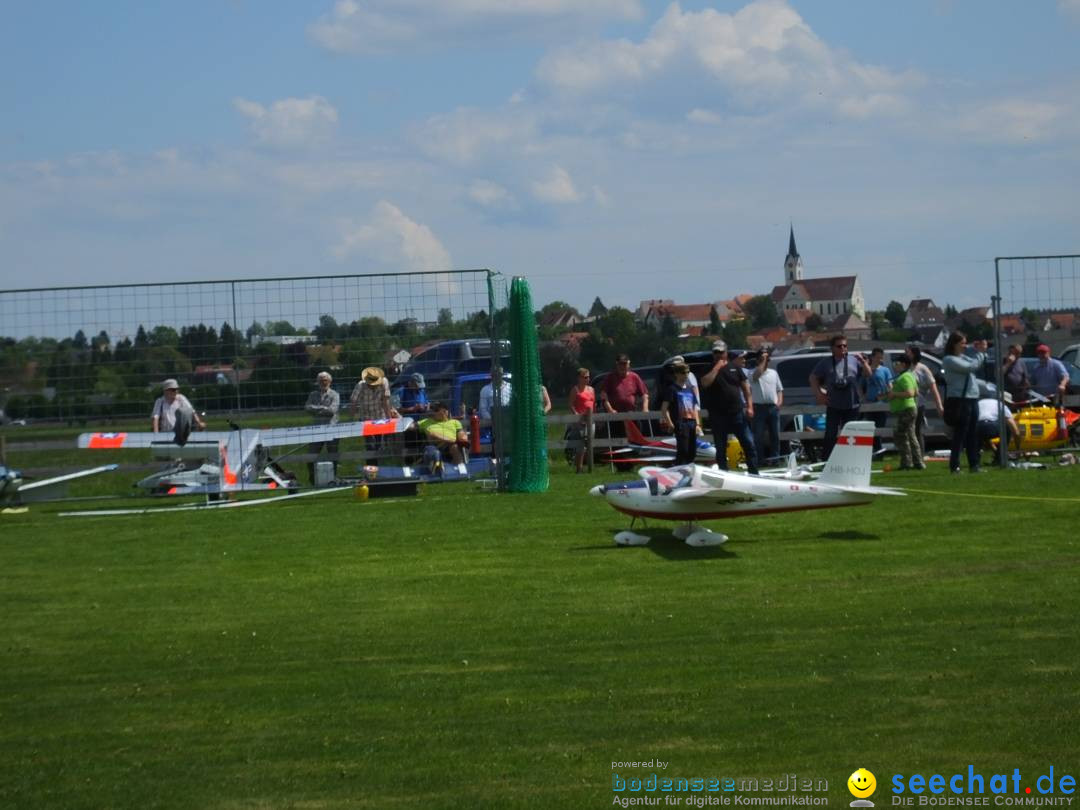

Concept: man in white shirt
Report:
left=151, top=378, right=206, bottom=433
left=976, top=395, right=1018, bottom=454
left=750, top=350, right=784, bottom=461
left=479, top=367, right=512, bottom=421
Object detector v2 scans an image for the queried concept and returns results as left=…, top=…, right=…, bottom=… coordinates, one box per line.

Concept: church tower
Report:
left=784, top=225, right=804, bottom=285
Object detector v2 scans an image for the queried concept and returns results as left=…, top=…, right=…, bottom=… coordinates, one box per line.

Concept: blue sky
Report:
left=2, top=0, right=1079, bottom=319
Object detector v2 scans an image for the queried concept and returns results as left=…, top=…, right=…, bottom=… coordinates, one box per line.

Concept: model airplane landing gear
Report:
left=684, top=527, right=727, bottom=547
left=672, top=521, right=727, bottom=546
left=614, top=530, right=650, bottom=546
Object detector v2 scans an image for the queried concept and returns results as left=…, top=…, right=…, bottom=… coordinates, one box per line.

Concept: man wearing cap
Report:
left=700, top=341, right=759, bottom=475
left=306, top=371, right=340, bottom=483
left=750, top=349, right=784, bottom=461
left=398, top=373, right=430, bottom=415
left=1030, top=344, right=1069, bottom=402
left=151, top=379, right=205, bottom=433
left=350, top=366, right=397, bottom=422
left=479, top=366, right=512, bottom=421
left=976, top=392, right=1019, bottom=460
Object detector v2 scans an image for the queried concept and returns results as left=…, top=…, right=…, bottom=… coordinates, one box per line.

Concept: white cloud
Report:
left=332, top=200, right=452, bottom=272
left=411, top=106, right=540, bottom=166
left=943, top=98, right=1068, bottom=145
left=469, top=179, right=517, bottom=210
left=535, top=0, right=918, bottom=119
left=531, top=165, right=581, bottom=204
left=233, top=95, right=339, bottom=148
left=1059, top=0, right=1080, bottom=19
left=308, top=0, right=643, bottom=53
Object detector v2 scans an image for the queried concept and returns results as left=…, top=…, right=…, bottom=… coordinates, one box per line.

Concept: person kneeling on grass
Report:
left=888, top=354, right=925, bottom=470
left=417, top=402, right=469, bottom=465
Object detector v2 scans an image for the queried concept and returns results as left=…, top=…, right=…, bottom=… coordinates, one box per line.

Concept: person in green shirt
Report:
left=888, top=355, right=924, bottom=470
left=417, top=402, right=468, bottom=464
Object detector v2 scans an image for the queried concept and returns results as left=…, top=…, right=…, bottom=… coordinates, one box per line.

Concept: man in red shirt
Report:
left=600, top=354, right=649, bottom=438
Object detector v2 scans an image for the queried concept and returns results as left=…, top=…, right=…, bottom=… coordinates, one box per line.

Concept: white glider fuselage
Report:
left=591, top=421, right=903, bottom=534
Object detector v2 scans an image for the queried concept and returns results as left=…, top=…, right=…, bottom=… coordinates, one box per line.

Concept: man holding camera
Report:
left=810, top=334, right=872, bottom=457
left=701, top=341, right=759, bottom=475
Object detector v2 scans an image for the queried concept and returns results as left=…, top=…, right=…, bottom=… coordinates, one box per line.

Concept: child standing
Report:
left=889, top=355, right=925, bottom=470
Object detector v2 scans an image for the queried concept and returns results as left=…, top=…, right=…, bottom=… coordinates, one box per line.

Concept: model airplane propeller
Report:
left=591, top=420, right=903, bottom=547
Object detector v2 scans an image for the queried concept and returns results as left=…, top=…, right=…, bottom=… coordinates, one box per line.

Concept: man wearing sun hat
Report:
left=151, top=378, right=205, bottom=433
left=350, top=366, right=397, bottom=422
left=1029, top=344, right=1069, bottom=402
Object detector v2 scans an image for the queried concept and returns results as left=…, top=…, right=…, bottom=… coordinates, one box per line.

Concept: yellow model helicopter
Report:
left=990, top=404, right=1079, bottom=453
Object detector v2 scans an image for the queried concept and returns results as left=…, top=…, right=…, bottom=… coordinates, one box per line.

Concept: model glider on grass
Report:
left=78, top=416, right=414, bottom=496
left=591, top=420, right=903, bottom=547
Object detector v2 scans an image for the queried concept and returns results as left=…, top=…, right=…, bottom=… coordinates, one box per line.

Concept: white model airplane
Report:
left=77, top=418, right=414, bottom=496
left=591, top=421, right=903, bottom=547
left=1, top=463, right=118, bottom=508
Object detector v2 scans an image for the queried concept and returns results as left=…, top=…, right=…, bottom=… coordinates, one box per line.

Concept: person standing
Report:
left=305, top=371, right=340, bottom=483
left=700, top=341, right=758, bottom=474
left=398, top=373, right=430, bottom=415
left=350, top=366, right=397, bottom=422
left=659, top=362, right=702, bottom=466
left=151, top=378, right=206, bottom=433
left=750, top=350, right=783, bottom=462
left=599, top=354, right=649, bottom=438
left=888, top=355, right=924, bottom=470
left=479, top=366, right=512, bottom=420
left=1001, top=344, right=1030, bottom=404
left=861, top=347, right=893, bottom=452
left=942, top=331, right=985, bottom=474
left=1029, top=344, right=1069, bottom=403
left=809, top=335, right=871, bottom=458
left=906, top=345, right=943, bottom=459
left=568, top=368, right=596, bottom=474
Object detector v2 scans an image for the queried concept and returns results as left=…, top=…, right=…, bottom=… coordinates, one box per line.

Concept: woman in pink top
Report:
left=569, top=368, right=596, bottom=473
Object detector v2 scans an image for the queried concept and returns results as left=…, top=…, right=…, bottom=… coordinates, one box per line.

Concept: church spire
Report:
left=784, top=224, right=803, bottom=284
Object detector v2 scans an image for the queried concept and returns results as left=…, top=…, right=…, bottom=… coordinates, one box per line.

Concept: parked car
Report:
left=1057, top=344, right=1080, bottom=368
left=398, top=339, right=510, bottom=382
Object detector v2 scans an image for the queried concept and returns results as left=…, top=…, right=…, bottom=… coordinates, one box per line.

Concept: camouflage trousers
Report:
left=893, top=408, right=923, bottom=469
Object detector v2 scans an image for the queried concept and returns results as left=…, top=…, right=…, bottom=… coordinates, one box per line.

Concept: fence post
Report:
left=585, top=410, right=593, bottom=473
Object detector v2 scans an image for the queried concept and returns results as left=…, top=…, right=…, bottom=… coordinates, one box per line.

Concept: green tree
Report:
left=722, top=318, right=752, bottom=348
left=884, top=300, right=906, bottom=329
left=742, top=295, right=781, bottom=330
left=149, top=325, right=180, bottom=348
left=805, top=313, right=824, bottom=332
left=588, top=297, right=608, bottom=318
left=660, top=314, right=679, bottom=339
left=709, top=308, right=722, bottom=336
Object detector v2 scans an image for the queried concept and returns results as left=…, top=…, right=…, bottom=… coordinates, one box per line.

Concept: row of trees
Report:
left=0, top=294, right=1017, bottom=423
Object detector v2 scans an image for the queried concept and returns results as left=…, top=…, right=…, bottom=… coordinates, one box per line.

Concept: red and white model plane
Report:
left=78, top=418, right=414, bottom=496
left=591, top=420, right=903, bottom=547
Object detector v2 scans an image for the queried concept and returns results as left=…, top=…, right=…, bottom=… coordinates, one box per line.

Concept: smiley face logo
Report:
left=848, top=768, right=877, bottom=799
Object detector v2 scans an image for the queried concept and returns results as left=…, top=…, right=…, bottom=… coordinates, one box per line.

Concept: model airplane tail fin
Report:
left=622, top=418, right=651, bottom=445
left=817, top=420, right=875, bottom=489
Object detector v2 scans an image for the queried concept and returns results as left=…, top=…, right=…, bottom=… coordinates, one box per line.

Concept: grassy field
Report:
left=1, top=444, right=1079, bottom=809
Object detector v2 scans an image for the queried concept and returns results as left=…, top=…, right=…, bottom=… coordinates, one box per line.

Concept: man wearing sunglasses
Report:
left=809, top=334, right=872, bottom=457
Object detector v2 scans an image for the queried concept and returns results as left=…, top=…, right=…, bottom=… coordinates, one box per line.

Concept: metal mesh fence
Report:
left=993, top=255, right=1080, bottom=351
left=1, top=270, right=504, bottom=423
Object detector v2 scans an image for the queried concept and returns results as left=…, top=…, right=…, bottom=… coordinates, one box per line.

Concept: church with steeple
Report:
left=770, top=226, right=866, bottom=329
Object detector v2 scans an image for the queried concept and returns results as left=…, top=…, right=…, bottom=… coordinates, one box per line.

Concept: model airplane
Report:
left=599, top=418, right=719, bottom=465
left=591, top=420, right=903, bottom=547
left=78, top=418, right=414, bottom=496
left=1, top=463, right=118, bottom=508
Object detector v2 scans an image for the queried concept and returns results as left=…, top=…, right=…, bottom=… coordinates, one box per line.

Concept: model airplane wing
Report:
left=256, top=418, right=414, bottom=447
left=78, top=431, right=234, bottom=449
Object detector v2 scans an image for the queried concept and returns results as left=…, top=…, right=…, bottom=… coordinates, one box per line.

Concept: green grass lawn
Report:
left=1, top=456, right=1078, bottom=809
